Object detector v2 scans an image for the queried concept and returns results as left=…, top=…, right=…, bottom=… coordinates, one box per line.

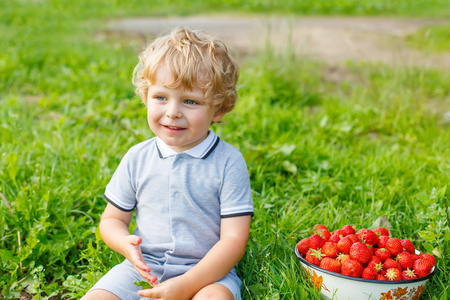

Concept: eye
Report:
left=184, top=99, right=198, bottom=105
left=155, top=96, right=166, bottom=101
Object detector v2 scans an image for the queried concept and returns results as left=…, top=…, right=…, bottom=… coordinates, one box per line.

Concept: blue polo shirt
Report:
left=104, top=131, right=254, bottom=281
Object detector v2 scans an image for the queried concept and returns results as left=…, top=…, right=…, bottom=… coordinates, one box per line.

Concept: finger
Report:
left=135, top=259, right=151, bottom=273
left=129, top=235, right=142, bottom=246
left=126, top=236, right=157, bottom=284
left=139, top=270, right=157, bottom=283
left=149, top=273, right=158, bottom=283
left=127, top=241, right=151, bottom=273
left=137, top=269, right=157, bottom=283
left=137, top=287, right=156, bottom=298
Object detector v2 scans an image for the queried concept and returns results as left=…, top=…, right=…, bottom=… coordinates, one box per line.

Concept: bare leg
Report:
left=81, top=289, right=121, bottom=300
left=192, top=283, right=235, bottom=300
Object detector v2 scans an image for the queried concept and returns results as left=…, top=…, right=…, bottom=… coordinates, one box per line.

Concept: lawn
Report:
left=1, top=1, right=449, bottom=299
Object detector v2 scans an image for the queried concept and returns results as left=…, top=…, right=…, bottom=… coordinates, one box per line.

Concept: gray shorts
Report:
left=87, top=259, right=242, bottom=300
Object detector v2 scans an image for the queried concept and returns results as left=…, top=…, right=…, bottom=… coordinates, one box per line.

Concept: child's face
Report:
left=146, top=66, right=225, bottom=153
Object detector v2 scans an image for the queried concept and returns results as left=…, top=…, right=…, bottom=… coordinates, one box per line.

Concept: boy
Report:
left=81, top=27, right=254, bottom=300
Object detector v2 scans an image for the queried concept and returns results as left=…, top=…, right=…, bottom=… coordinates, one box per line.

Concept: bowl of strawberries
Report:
left=295, top=224, right=436, bottom=300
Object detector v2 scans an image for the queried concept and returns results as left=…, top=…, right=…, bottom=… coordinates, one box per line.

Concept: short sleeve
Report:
left=220, top=153, right=254, bottom=218
left=104, top=151, right=137, bottom=212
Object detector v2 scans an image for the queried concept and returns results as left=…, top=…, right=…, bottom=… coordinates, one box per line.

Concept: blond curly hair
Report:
left=132, top=26, right=239, bottom=116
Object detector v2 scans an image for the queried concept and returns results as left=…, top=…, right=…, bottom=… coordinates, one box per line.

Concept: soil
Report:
left=107, top=15, right=450, bottom=68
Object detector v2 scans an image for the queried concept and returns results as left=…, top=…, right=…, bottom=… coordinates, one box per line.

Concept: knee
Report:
left=193, top=283, right=235, bottom=300
left=80, top=289, right=121, bottom=300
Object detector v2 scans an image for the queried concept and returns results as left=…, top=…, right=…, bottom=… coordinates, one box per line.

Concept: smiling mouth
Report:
left=164, top=125, right=185, bottom=130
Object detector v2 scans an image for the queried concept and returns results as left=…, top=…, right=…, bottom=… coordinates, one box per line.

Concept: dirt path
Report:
left=108, top=15, right=450, bottom=68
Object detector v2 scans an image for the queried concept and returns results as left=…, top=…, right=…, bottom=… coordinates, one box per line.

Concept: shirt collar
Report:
left=156, top=130, right=220, bottom=159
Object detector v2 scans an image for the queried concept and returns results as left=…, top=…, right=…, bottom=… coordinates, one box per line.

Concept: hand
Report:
left=137, top=275, right=194, bottom=300
left=123, top=235, right=158, bottom=284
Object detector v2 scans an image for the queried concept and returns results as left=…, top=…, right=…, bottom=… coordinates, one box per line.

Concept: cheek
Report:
left=147, top=108, right=157, bottom=125
left=147, top=103, right=161, bottom=119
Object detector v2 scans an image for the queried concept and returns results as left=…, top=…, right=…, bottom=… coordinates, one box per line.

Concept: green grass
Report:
left=407, top=25, right=450, bottom=53
left=1, top=0, right=450, bottom=299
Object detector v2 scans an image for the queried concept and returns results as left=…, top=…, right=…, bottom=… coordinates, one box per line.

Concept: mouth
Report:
left=163, top=125, right=186, bottom=130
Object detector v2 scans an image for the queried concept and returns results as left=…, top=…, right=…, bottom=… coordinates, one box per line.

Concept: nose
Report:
left=166, top=101, right=182, bottom=119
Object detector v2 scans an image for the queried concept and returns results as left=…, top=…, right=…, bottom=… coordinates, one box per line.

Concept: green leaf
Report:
left=432, top=186, right=447, bottom=199
left=443, top=230, right=450, bottom=242
left=319, top=115, right=328, bottom=128
left=247, top=284, right=265, bottom=296
left=432, top=249, right=442, bottom=259
left=0, top=249, right=14, bottom=262
left=282, top=160, right=297, bottom=175
left=6, top=152, right=18, bottom=181
left=134, top=280, right=153, bottom=289
left=423, top=243, right=434, bottom=254
left=278, top=144, right=296, bottom=156
left=371, top=216, right=392, bottom=233
left=418, top=230, right=437, bottom=242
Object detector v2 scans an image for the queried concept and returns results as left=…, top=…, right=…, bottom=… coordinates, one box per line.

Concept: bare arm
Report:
left=184, top=215, right=252, bottom=284
left=100, top=203, right=157, bottom=283
left=138, top=215, right=251, bottom=299
left=99, top=203, right=133, bottom=254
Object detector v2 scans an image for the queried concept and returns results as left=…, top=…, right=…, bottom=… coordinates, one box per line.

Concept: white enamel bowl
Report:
left=295, top=247, right=435, bottom=300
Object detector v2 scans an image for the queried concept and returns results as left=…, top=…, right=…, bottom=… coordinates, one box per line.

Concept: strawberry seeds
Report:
left=297, top=224, right=435, bottom=281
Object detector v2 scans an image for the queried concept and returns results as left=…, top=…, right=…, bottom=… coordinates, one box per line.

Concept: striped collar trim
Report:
left=156, top=130, right=220, bottom=159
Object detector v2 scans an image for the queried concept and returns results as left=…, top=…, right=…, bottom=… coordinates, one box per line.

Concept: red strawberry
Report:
left=349, top=242, right=372, bottom=264
left=312, top=224, right=328, bottom=231
left=305, top=249, right=325, bottom=266
left=411, top=253, right=420, bottom=262
left=373, top=227, right=390, bottom=237
left=376, top=274, right=387, bottom=281
left=401, top=268, right=418, bottom=280
left=401, top=239, right=415, bottom=253
left=319, top=228, right=332, bottom=241
left=337, top=253, right=351, bottom=265
left=296, top=238, right=310, bottom=255
left=377, top=235, right=390, bottom=249
left=329, top=233, right=341, bottom=243
left=374, top=248, right=391, bottom=262
left=319, top=257, right=341, bottom=273
left=357, top=229, right=379, bottom=246
left=312, top=224, right=331, bottom=240
left=420, top=253, right=436, bottom=267
left=362, top=267, right=378, bottom=280
left=366, top=230, right=380, bottom=246
left=386, top=238, right=403, bottom=256
left=337, top=236, right=353, bottom=254
left=341, top=225, right=356, bottom=236
left=383, top=258, right=401, bottom=270
left=367, top=256, right=383, bottom=272
left=385, top=268, right=401, bottom=281
left=414, top=258, right=433, bottom=278
left=322, top=242, right=339, bottom=258
left=341, top=259, right=363, bottom=278
left=397, top=251, right=414, bottom=270
left=346, top=234, right=359, bottom=243
left=309, top=234, right=326, bottom=250
left=333, top=229, right=344, bottom=237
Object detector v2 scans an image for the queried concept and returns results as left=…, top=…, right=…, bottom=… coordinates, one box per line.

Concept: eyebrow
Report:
left=148, top=85, right=205, bottom=100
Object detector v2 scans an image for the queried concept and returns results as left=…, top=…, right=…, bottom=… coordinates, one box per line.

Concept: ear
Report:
left=142, top=89, right=149, bottom=106
left=212, top=112, right=226, bottom=123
